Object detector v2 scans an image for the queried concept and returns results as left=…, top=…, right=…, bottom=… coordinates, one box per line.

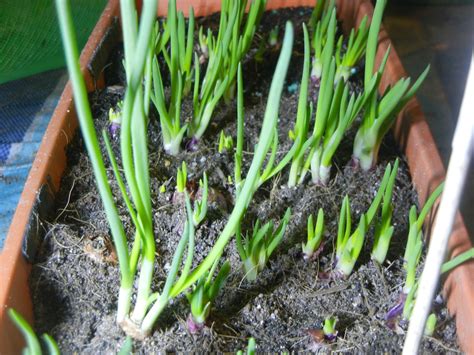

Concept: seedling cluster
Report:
left=49, top=0, right=460, bottom=351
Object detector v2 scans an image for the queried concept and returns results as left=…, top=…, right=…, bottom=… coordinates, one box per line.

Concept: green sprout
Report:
left=334, top=16, right=369, bottom=83
left=269, top=25, right=279, bottom=46
left=157, top=0, right=195, bottom=95
left=118, top=337, right=133, bottom=355
left=193, top=173, right=208, bottom=226
left=403, top=183, right=444, bottom=294
left=352, top=0, right=430, bottom=171
left=220, top=0, right=267, bottom=102
left=371, top=158, right=399, bottom=264
left=198, top=26, right=211, bottom=62
left=335, top=162, right=396, bottom=276
left=150, top=0, right=192, bottom=155
left=218, top=130, right=234, bottom=153
left=159, top=184, right=166, bottom=193
left=176, top=161, right=187, bottom=193
left=323, top=315, right=338, bottom=340
left=187, top=0, right=266, bottom=142
left=286, top=22, right=312, bottom=187
left=302, top=208, right=325, bottom=260
left=8, top=309, right=60, bottom=355
left=236, top=337, right=256, bottom=355
left=309, top=0, right=335, bottom=82
left=424, top=313, right=437, bottom=336
left=108, top=100, right=123, bottom=139
left=238, top=208, right=291, bottom=281
left=334, top=196, right=367, bottom=277
left=186, top=260, right=230, bottom=333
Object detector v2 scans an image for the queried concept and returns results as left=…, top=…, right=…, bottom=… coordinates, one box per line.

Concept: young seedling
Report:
left=238, top=209, right=292, bottom=281
left=269, top=25, right=279, bottom=46
left=186, top=260, right=231, bottom=333
left=309, top=0, right=335, bottom=82
left=302, top=208, right=325, bottom=260
left=151, top=0, right=197, bottom=155
left=8, top=309, right=60, bottom=355
left=334, top=162, right=396, bottom=276
left=403, top=183, right=444, bottom=294
left=218, top=130, right=234, bottom=153
left=352, top=0, right=430, bottom=171
left=108, top=100, right=123, bottom=139
left=385, top=183, right=444, bottom=324
left=334, top=16, right=369, bottom=83
left=323, top=316, right=338, bottom=341
left=236, top=337, right=256, bottom=355
left=188, top=0, right=266, bottom=143
left=193, top=173, right=208, bottom=226
left=424, top=313, right=437, bottom=336
left=220, top=0, right=267, bottom=101
left=334, top=196, right=367, bottom=277
left=57, top=0, right=159, bottom=334
left=371, top=158, right=399, bottom=264
left=400, top=283, right=437, bottom=336
left=176, top=161, right=187, bottom=193
left=157, top=0, right=195, bottom=95
left=198, top=26, right=211, bottom=62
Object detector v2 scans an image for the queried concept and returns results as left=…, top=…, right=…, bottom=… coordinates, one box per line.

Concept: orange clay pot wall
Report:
left=0, top=0, right=472, bottom=353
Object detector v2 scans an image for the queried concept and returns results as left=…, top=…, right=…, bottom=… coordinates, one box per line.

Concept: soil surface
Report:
left=30, top=8, right=459, bottom=354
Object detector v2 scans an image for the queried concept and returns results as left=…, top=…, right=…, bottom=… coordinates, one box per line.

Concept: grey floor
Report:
left=385, top=3, right=474, bottom=238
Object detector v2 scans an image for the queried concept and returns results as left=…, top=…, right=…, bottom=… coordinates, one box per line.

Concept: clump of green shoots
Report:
left=302, top=208, right=325, bottom=260
left=334, top=162, right=397, bottom=277
left=371, top=158, right=399, bottom=264
left=352, top=0, right=430, bottom=171
left=186, top=260, right=230, bottom=333
left=334, top=16, right=369, bottom=83
left=8, top=309, right=59, bottom=355
left=286, top=14, right=377, bottom=186
left=218, top=130, right=234, bottom=153
left=334, top=195, right=367, bottom=277
left=187, top=0, right=267, bottom=143
left=237, top=208, right=291, bottom=281
left=220, top=0, right=267, bottom=101
left=58, top=0, right=295, bottom=336
left=151, top=0, right=193, bottom=155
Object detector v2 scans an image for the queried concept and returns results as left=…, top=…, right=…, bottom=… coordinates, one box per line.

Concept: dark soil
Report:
left=30, top=7, right=459, bottom=354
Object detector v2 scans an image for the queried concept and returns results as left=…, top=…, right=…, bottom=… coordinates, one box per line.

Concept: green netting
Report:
left=0, top=0, right=107, bottom=84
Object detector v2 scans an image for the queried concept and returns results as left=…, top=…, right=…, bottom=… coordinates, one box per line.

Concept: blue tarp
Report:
left=0, top=69, right=67, bottom=248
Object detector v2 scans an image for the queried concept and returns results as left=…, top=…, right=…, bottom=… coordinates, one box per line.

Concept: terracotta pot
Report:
left=1, top=0, right=472, bottom=353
